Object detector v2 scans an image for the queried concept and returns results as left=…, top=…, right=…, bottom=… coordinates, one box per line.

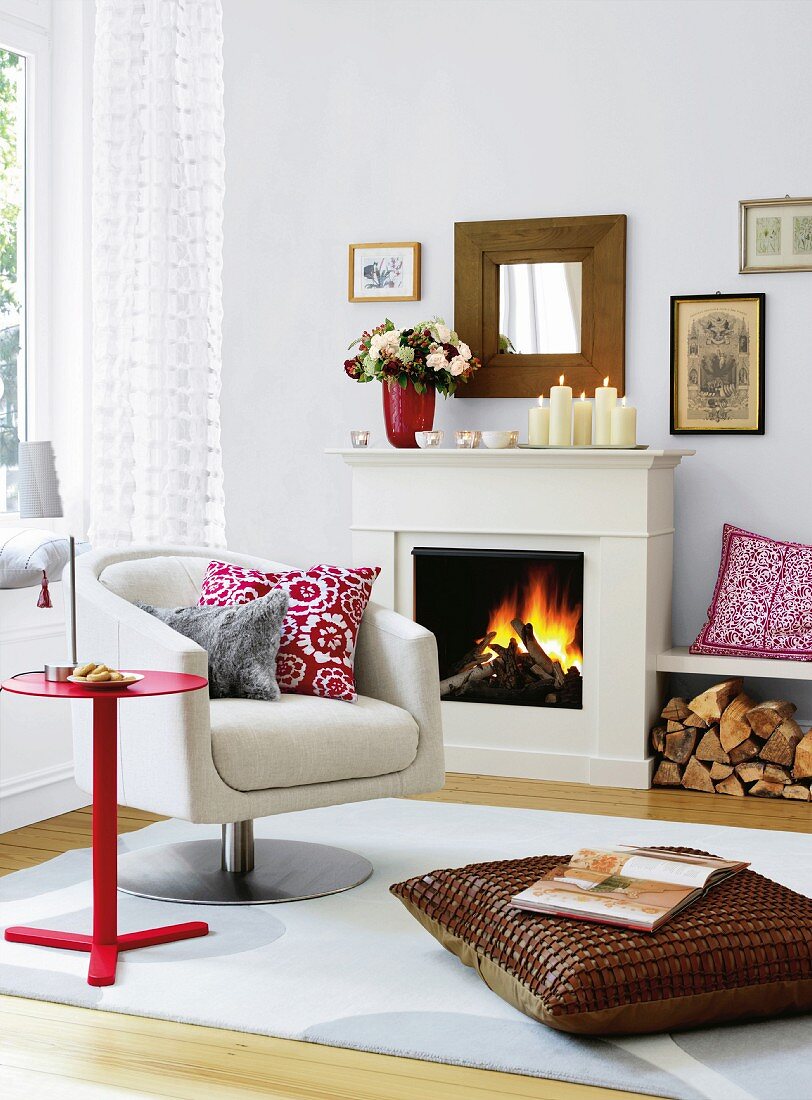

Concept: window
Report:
left=0, top=46, right=24, bottom=513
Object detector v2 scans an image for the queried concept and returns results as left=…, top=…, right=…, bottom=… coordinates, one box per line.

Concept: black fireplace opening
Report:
left=413, top=547, right=584, bottom=709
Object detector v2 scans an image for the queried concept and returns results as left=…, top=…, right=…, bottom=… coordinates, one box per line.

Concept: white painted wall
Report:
left=222, top=0, right=812, bottom=713
left=223, top=2, right=812, bottom=712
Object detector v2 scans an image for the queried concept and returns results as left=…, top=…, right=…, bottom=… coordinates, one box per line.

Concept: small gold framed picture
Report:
left=740, top=196, right=812, bottom=273
left=348, top=242, right=421, bottom=302
left=670, top=293, right=765, bottom=435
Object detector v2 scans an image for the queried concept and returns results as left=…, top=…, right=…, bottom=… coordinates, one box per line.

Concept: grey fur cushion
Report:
left=137, top=590, right=289, bottom=700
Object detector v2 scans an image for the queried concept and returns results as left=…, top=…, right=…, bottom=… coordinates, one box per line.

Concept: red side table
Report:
left=1, top=671, right=210, bottom=987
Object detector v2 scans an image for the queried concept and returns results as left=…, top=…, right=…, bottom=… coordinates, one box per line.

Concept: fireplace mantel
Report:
left=330, top=448, right=692, bottom=470
left=330, top=446, right=694, bottom=789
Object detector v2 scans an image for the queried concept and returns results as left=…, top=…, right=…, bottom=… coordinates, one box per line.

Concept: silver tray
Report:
left=518, top=443, right=649, bottom=450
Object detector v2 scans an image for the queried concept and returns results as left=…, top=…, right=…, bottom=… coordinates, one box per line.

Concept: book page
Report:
left=619, top=855, right=716, bottom=888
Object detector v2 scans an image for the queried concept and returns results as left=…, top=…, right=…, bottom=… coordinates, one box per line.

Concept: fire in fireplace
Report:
left=413, top=548, right=584, bottom=708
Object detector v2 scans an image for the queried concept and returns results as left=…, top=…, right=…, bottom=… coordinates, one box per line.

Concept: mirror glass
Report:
left=498, top=261, right=582, bottom=354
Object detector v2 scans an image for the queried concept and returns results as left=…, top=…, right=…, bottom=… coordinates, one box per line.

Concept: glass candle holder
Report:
left=350, top=429, right=370, bottom=448
left=473, top=431, right=482, bottom=448
left=455, top=430, right=476, bottom=449
left=417, top=430, right=444, bottom=448
left=507, top=430, right=520, bottom=448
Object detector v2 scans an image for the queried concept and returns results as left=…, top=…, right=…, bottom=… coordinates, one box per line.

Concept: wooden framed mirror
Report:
left=454, top=215, right=626, bottom=397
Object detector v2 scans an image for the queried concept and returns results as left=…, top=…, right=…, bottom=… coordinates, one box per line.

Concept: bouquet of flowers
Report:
left=343, top=317, right=481, bottom=397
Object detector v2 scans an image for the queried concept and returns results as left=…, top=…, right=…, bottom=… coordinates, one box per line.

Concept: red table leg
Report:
left=5, top=694, right=208, bottom=986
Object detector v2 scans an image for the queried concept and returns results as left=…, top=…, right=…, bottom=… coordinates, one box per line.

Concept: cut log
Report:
left=710, top=761, right=734, bottom=781
left=715, top=773, right=745, bottom=797
left=528, top=665, right=555, bottom=686
left=650, top=724, right=667, bottom=754
left=719, top=692, right=757, bottom=753
left=746, top=699, right=797, bottom=740
left=652, top=760, right=683, bottom=787
left=664, top=728, right=697, bottom=764
left=792, top=730, right=812, bottom=779
left=783, top=784, right=811, bottom=801
left=760, top=718, right=804, bottom=766
left=682, top=757, right=714, bottom=793
left=728, top=737, right=760, bottom=765
left=449, top=631, right=497, bottom=676
left=688, top=679, right=743, bottom=723
left=684, top=712, right=710, bottom=729
left=511, top=620, right=565, bottom=686
left=661, top=697, right=690, bottom=722
left=439, top=663, right=493, bottom=695
left=666, top=720, right=686, bottom=733
left=763, top=763, right=791, bottom=785
left=735, top=761, right=765, bottom=785
left=695, top=728, right=729, bottom=764
left=749, top=779, right=785, bottom=799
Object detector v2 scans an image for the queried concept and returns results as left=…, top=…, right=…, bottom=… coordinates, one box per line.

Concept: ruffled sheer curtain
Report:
left=90, top=0, right=226, bottom=548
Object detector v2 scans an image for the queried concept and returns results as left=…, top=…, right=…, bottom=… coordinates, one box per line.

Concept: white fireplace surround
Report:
left=331, top=448, right=693, bottom=789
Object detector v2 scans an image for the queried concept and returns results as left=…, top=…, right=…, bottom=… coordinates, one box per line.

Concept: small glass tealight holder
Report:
left=350, top=429, right=370, bottom=448
left=455, top=430, right=476, bottom=449
left=417, top=430, right=444, bottom=448
left=507, top=430, right=520, bottom=448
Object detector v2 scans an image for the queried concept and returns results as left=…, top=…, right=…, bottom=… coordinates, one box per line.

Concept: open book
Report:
left=509, top=846, right=748, bottom=932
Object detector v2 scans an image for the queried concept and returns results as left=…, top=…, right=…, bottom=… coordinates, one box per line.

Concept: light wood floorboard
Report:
left=0, top=773, right=807, bottom=1099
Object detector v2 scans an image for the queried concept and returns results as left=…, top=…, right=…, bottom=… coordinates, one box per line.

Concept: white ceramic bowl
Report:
left=481, top=430, right=519, bottom=449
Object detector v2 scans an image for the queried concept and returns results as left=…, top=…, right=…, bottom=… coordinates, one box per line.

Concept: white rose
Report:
left=457, top=341, right=472, bottom=361
left=449, top=355, right=467, bottom=376
left=369, top=330, right=400, bottom=361
left=368, top=333, right=385, bottom=361
left=433, top=322, right=451, bottom=343
left=426, top=351, right=447, bottom=372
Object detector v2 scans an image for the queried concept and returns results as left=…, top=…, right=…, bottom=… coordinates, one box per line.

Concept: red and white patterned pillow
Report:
left=690, top=524, right=812, bottom=660
left=199, top=561, right=380, bottom=701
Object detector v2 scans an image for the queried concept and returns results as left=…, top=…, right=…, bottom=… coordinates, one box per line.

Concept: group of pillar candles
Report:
left=528, top=376, right=637, bottom=447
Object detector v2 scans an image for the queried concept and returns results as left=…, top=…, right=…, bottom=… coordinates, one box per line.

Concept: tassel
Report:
left=37, top=570, right=53, bottom=609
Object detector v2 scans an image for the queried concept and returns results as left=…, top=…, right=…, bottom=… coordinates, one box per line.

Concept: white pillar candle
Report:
left=610, top=395, right=637, bottom=446
left=548, top=375, right=572, bottom=446
left=572, top=393, right=593, bottom=446
left=594, top=376, right=617, bottom=446
left=528, top=396, right=550, bottom=445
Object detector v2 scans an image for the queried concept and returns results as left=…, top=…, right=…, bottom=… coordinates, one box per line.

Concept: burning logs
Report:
left=439, top=619, right=581, bottom=708
left=650, top=681, right=812, bottom=802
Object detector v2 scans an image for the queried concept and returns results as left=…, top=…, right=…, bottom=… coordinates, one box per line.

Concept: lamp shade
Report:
left=18, top=441, right=64, bottom=520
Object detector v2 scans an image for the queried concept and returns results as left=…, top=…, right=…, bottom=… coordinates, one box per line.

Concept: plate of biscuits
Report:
left=68, top=663, right=143, bottom=688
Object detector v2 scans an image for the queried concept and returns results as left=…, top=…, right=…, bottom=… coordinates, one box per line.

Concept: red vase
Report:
left=382, top=381, right=436, bottom=448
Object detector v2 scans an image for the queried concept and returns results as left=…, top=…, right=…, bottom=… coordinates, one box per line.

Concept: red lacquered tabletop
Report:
left=1, top=671, right=208, bottom=700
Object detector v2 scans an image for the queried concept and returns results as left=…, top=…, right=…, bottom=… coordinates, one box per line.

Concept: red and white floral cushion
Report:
left=199, top=561, right=380, bottom=701
left=690, top=524, right=812, bottom=660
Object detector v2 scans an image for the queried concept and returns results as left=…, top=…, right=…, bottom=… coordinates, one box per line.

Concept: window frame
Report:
left=0, top=8, right=51, bottom=523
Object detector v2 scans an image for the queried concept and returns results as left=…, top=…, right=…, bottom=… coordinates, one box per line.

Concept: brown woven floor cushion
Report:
left=391, top=849, right=812, bottom=1036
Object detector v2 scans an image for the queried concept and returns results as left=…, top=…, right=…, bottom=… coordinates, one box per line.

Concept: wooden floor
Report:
left=0, top=775, right=807, bottom=1099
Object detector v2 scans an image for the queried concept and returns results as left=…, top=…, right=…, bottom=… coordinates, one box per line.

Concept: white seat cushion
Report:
left=209, top=694, right=420, bottom=792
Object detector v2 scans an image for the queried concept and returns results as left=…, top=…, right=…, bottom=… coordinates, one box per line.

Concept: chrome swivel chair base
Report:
left=117, top=821, right=373, bottom=905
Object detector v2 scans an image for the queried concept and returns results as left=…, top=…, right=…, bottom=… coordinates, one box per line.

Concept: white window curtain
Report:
left=90, top=0, right=226, bottom=548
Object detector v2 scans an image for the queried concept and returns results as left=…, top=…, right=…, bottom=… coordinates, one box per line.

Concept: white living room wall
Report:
left=221, top=0, right=812, bottom=702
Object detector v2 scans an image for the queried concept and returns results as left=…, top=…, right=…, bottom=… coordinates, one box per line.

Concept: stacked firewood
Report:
left=650, top=679, right=812, bottom=800
left=439, top=618, right=581, bottom=705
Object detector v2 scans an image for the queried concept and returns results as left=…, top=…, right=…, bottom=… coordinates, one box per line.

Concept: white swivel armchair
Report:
left=71, top=547, right=445, bottom=904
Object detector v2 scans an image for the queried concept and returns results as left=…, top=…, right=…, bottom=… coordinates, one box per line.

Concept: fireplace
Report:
left=413, top=548, right=584, bottom=709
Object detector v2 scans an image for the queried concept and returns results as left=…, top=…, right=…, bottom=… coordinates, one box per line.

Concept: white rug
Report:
left=1, top=798, right=810, bottom=1100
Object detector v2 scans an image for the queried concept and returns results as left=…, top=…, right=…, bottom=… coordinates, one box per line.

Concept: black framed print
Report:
left=670, top=294, right=765, bottom=435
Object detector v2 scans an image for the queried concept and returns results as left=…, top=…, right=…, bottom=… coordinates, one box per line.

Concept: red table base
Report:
left=1, top=674, right=211, bottom=986
left=4, top=921, right=208, bottom=987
